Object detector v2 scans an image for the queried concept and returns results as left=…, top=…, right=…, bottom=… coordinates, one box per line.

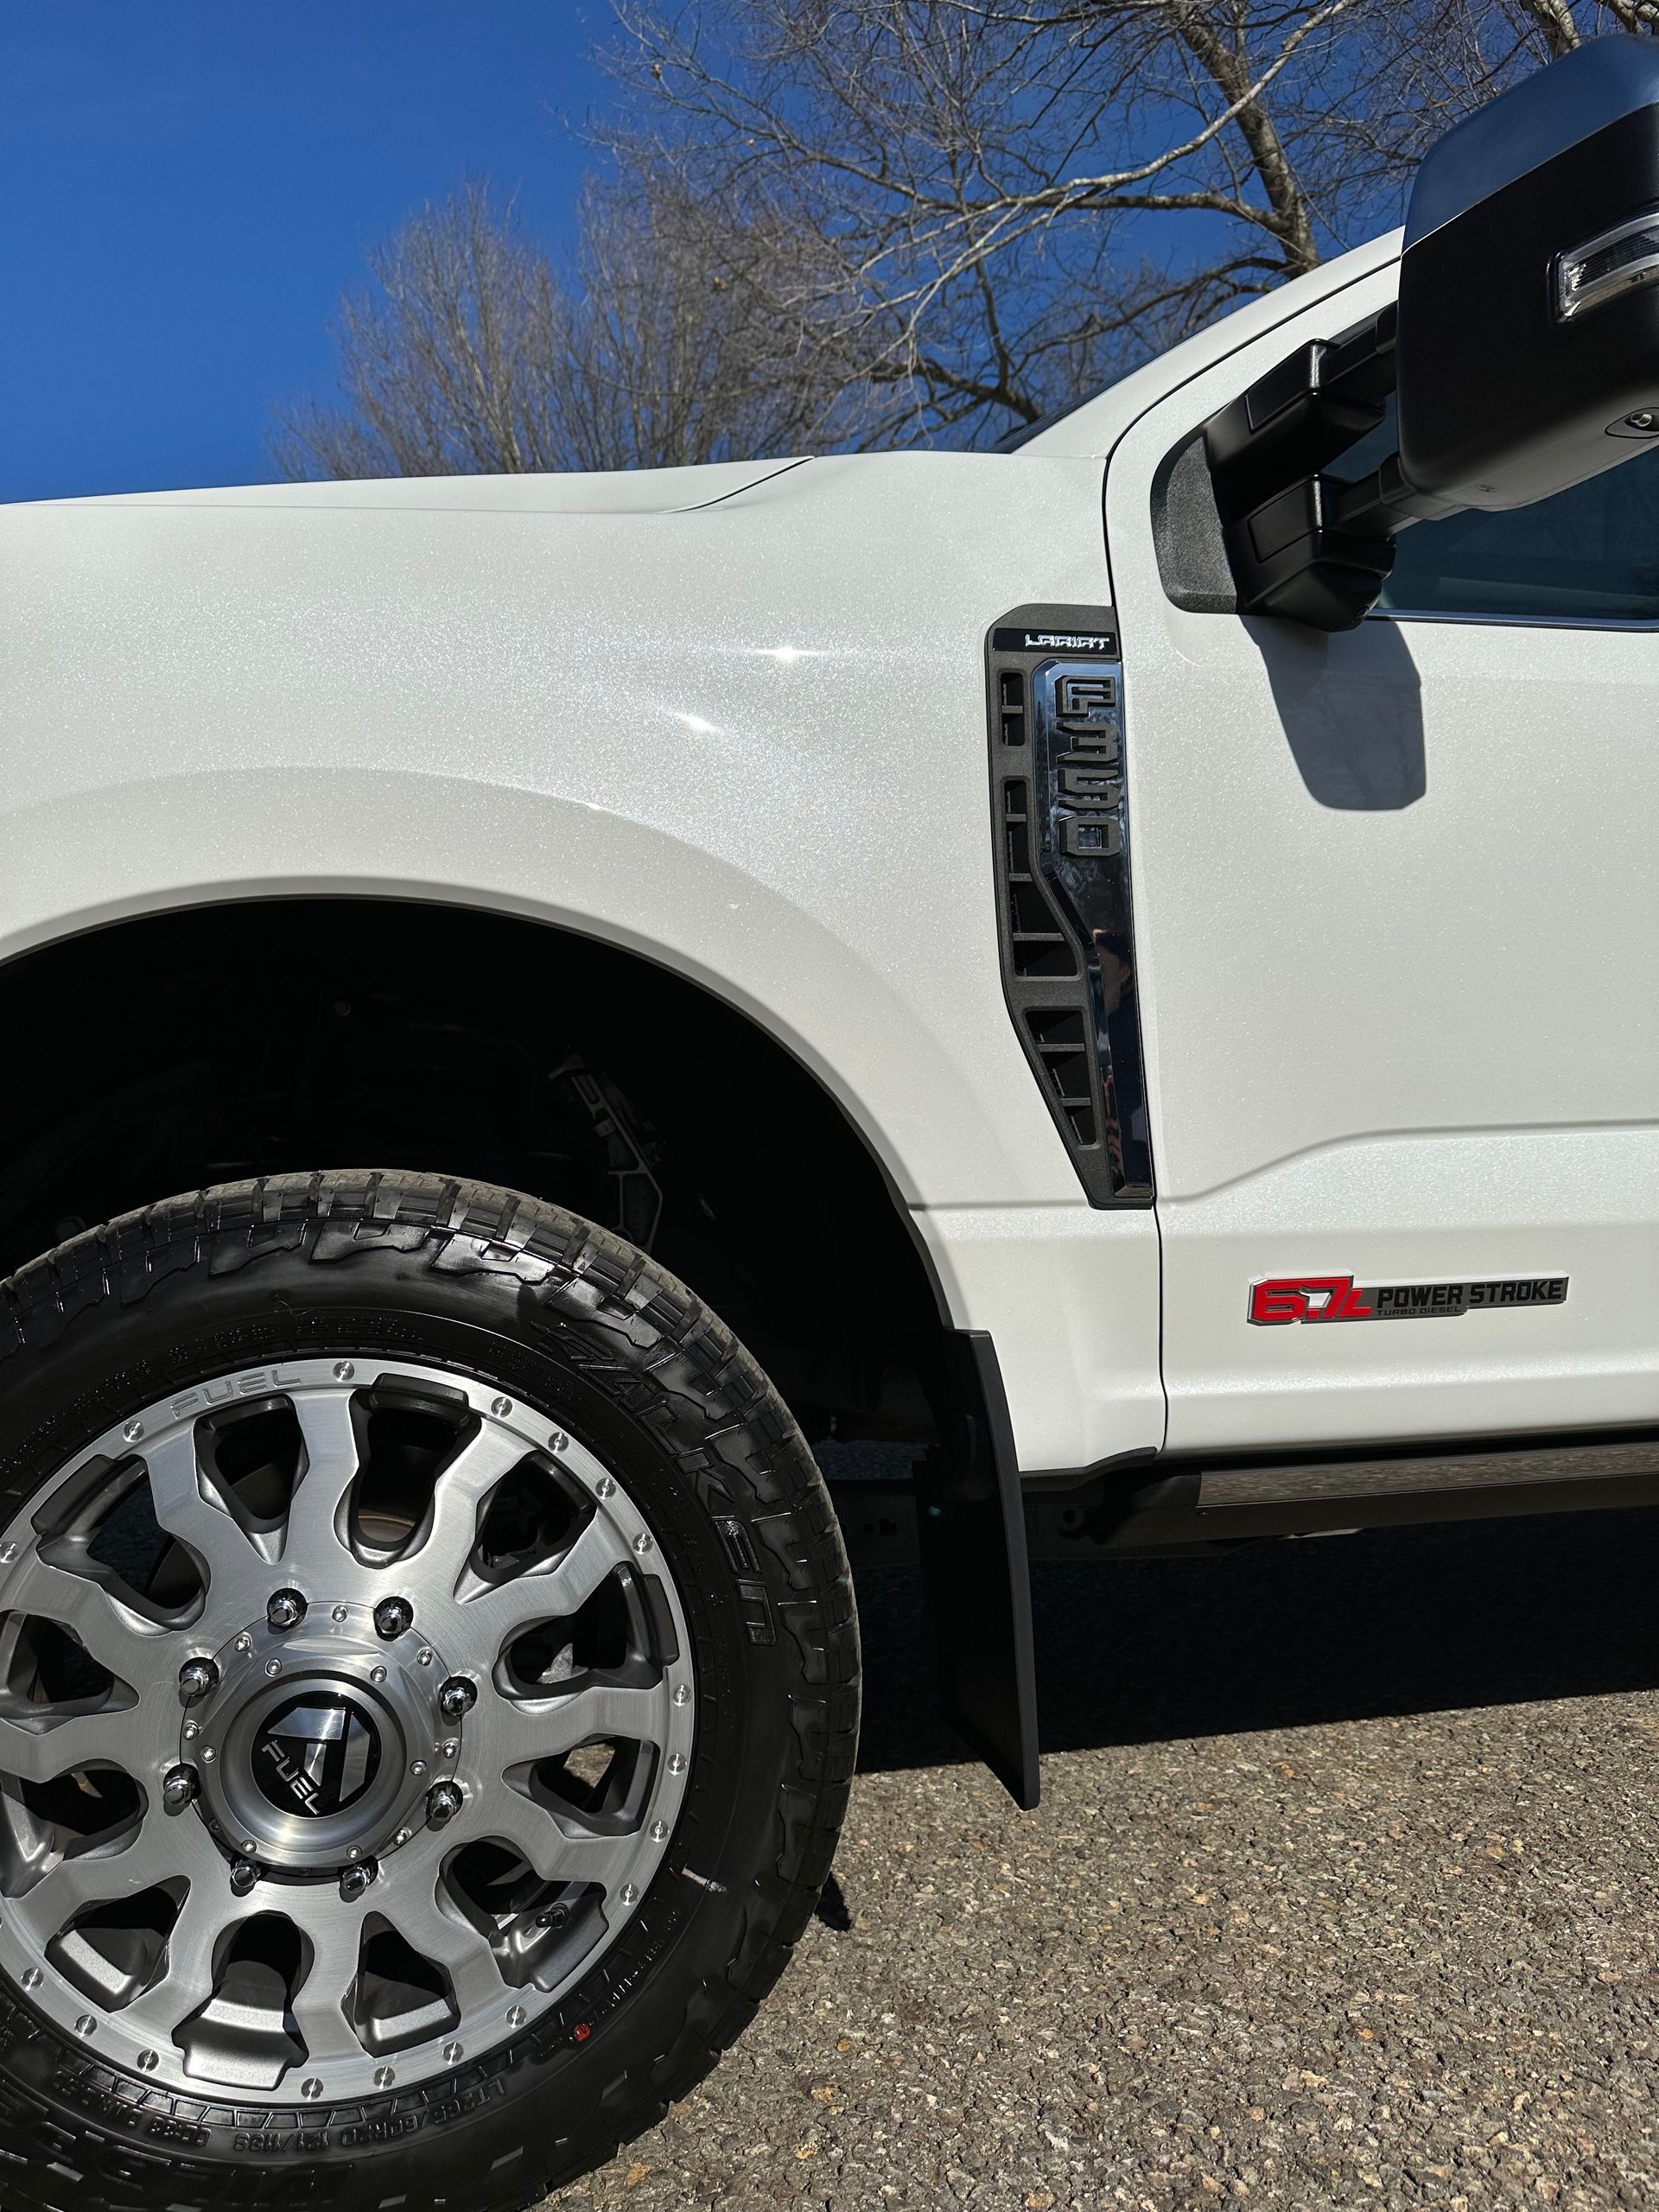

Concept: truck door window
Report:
left=1333, top=401, right=1659, bottom=625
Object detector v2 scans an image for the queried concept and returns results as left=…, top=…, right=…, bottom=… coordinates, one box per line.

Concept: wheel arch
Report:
left=0, top=891, right=949, bottom=1433
left=0, top=891, right=1041, bottom=1809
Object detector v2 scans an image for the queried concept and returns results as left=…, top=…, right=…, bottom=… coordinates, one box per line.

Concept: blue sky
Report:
left=0, top=4, right=616, bottom=502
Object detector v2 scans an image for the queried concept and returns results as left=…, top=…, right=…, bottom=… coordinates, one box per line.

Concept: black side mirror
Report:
left=1203, top=35, right=1659, bottom=629
left=1398, top=35, right=1659, bottom=510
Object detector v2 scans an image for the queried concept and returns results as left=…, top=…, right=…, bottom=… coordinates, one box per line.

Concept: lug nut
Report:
left=178, top=1658, right=219, bottom=1705
left=374, top=1597, right=414, bottom=1641
left=438, top=1676, right=478, bottom=1722
left=160, top=1764, right=200, bottom=1814
left=229, top=1858, right=259, bottom=1896
left=340, top=1859, right=378, bottom=1903
left=267, top=1589, right=307, bottom=1632
left=425, top=1781, right=465, bottom=1829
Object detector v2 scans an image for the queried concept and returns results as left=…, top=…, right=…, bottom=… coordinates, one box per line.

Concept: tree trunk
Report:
left=1166, top=3, right=1320, bottom=276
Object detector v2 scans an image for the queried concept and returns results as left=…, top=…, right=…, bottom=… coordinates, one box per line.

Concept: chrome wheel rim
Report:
left=0, top=1356, right=694, bottom=2101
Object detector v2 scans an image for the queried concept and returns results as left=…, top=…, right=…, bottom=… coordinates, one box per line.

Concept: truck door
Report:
left=1105, top=257, right=1659, bottom=1454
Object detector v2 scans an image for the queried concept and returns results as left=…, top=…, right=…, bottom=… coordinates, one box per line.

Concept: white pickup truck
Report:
left=2, top=38, right=1657, bottom=2211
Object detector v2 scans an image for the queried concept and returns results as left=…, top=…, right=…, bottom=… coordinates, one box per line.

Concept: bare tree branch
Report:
left=270, top=178, right=869, bottom=478
left=1516, top=0, right=1583, bottom=51
left=273, top=3, right=1659, bottom=474
left=593, top=1, right=1658, bottom=445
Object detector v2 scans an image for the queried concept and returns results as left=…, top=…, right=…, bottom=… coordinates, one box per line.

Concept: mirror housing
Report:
left=1202, top=35, right=1659, bottom=627
left=1397, top=35, right=1659, bottom=510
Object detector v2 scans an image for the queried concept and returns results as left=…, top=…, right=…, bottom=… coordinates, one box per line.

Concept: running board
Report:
left=1198, top=1433, right=1659, bottom=1508
left=1027, top=1425, right=1659, bottom=1555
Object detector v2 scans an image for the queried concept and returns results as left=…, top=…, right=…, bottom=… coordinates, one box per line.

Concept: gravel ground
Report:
left=547, top=1507, right=1659, bottom=2212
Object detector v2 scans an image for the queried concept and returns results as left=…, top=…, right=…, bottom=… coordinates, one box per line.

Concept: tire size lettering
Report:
left=147, top=2116, right=208, bottom=2145
left=336, top=2114, right=422, bottom=2147
left=68, top=2083, right=140, bottom=2131
left=428, top=2080, right=507, bottom=2127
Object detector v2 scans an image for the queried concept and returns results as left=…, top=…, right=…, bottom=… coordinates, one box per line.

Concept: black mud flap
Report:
left=915, top=1332, right=1041, bottom=1809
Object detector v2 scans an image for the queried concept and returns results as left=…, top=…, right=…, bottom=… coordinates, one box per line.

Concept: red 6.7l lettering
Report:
left=1249, top=1275, right=1570, bottom=1324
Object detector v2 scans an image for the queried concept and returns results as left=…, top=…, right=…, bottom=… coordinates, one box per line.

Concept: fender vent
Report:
left=986, top=606, right=1153, bottom=1205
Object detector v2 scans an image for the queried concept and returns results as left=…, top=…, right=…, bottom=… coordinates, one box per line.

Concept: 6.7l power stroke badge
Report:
left=1248, top=1274, right=1569, bottom=1325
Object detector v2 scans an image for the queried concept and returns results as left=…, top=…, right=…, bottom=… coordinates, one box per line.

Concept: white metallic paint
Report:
left=6, top=226, right=1631, bottom=1478
left=0, top=448, right=1159, bottom=1473
left=1105, top=252, right=1659, bottom=1450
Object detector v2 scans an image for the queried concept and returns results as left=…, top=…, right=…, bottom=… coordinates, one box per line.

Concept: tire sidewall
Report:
left=0, top=1185, right=844, bottom=2207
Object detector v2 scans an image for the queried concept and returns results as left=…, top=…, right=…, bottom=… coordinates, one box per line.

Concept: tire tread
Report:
left=0, top=1172, right=859, bottom=2212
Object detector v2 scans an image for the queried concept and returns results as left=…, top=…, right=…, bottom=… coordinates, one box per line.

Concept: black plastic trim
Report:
left=985, top=605, right=1154, bottom=1205
left=1023, top=1421, right=1659, bottom=1555
left=1151, top=433, right=1237, bottom=615
left=915, top=1332, right=1040, bottom=1809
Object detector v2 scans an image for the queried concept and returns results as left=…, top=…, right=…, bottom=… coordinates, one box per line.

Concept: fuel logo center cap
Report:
left=253, top=1693, right=382, bottom=1818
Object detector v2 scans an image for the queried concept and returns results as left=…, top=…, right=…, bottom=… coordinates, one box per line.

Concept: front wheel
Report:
left=0, top=1173, right=859, bottom=2209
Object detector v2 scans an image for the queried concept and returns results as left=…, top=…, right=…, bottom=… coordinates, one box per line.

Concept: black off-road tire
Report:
left=0, top=1172, right=860, bottom=2211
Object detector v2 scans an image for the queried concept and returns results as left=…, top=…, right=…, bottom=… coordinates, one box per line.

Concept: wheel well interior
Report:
left=0, top=899, right=944, bottom=1448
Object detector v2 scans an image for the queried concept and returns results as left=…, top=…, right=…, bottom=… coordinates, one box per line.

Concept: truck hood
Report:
left=8, top=455, right=809, bottom=517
